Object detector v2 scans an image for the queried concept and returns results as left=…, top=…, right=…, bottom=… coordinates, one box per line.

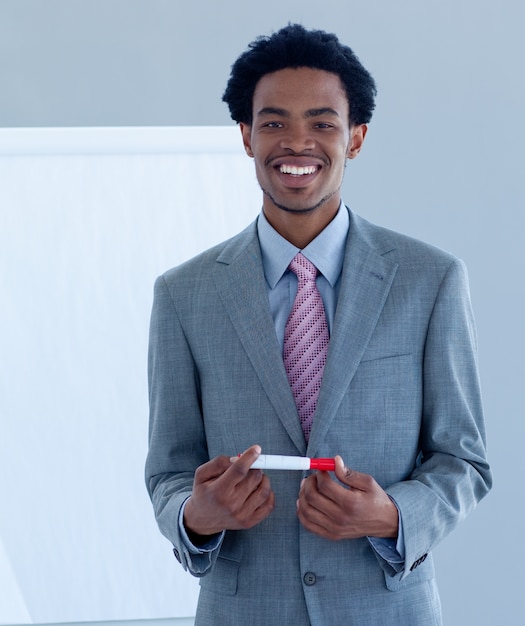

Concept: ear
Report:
left=347, top=124, right=367, bottom=160
left=240, top=123, right=254, bottom=157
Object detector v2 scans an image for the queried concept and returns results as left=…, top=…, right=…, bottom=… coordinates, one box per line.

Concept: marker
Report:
left=231, top=454, right=336, bottom=471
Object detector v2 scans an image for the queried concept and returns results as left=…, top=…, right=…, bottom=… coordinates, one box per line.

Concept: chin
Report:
left=264, top=188, right=338, bottom=215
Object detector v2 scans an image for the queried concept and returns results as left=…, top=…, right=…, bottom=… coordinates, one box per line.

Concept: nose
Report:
left=280, top=123, right=315, bottom=153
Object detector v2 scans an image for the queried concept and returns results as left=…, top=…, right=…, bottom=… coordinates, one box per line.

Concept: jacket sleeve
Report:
left=385, top=258, right=492, bottom=580
left=144, top=274, right=223, bottom=576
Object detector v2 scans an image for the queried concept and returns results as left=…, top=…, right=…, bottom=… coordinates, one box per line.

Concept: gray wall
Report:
left=2, top=1, right=524, bottom=625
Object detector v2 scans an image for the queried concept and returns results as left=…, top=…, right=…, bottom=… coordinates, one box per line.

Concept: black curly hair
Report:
left=222, top=24, right=377, bottom=127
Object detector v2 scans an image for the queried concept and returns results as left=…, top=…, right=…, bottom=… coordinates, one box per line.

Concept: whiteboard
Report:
left=0, top=126, right=261, bottom=623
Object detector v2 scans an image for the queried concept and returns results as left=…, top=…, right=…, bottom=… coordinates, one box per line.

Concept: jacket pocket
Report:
left=199, top=531, right=242, bottom=597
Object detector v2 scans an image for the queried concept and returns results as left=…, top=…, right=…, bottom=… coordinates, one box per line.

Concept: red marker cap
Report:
left=309, top=458, right=336, bottom=471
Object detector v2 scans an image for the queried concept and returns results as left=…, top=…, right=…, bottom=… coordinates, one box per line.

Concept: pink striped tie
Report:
left=283, top=253, right=329, bottom=441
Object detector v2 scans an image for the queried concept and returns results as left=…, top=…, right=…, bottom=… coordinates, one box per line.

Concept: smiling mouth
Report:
left=279, top=164, right=319, bottom=176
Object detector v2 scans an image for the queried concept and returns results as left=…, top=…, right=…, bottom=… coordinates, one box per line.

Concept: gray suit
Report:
left=146, top=207, right=491, bottom=625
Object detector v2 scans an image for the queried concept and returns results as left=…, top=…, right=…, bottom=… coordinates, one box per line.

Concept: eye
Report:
left=314, top=122, right=335, bottom=129
left=263, top=121, right=283, bottom=128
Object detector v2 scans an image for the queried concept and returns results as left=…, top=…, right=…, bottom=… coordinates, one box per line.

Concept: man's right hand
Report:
left=183, top=445, right=275, bottom=539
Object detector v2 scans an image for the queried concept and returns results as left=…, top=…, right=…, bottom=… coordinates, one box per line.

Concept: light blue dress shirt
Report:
left=180, top=202, right=404, bottom=571
left=257, top=201, right=347, bottom=348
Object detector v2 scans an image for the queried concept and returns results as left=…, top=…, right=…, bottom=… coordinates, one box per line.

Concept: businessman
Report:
left=146, top=24, right=491, bottom=625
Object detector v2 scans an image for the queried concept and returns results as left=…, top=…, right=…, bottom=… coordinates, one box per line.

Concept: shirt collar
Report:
left=257, top=201, right=349, bottom=288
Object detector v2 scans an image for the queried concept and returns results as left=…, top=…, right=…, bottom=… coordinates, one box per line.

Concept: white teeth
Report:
left=279, top=165, right=317, bottom=176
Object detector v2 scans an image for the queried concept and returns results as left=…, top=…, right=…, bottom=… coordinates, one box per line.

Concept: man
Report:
left=146, top=24, right=491, bottom=625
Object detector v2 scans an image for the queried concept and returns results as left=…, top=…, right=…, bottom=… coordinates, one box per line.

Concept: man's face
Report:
left=240, top=67, right=366, bottom=219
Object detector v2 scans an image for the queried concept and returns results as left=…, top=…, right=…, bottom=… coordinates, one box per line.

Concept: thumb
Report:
left=334, top=455, right=370, bottom=491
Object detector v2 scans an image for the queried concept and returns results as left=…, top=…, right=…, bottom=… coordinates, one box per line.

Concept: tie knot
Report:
left=289, top=252, right=318, bottom=282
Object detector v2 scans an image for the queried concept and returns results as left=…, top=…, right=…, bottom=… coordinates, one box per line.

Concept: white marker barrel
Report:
left=249, top=454, right=311, bottom=470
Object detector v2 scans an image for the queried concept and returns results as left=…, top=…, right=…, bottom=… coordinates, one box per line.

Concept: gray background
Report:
left=1, top=0, right=524, bottom=624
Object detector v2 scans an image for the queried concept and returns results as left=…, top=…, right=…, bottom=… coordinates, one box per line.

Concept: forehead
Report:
left=252, top=67, right=349, bottom=117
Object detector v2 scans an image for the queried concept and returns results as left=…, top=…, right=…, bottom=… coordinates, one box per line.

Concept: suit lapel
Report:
left=213, top=223, right=306, bottom=454
left=211, top=213, right=399, bottom=458
left=307, top=214, right=399, bottom=457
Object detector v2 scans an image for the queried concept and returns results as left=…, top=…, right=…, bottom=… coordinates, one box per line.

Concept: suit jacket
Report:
left=145, top=207, right=491, bottom=626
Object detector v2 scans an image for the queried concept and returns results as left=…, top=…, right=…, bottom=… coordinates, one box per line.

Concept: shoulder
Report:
left=348, top=208, right=462, bottom=271
left=158, top=220, right=259, bottom=289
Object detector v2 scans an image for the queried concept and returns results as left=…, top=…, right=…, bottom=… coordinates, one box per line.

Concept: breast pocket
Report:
left=330, top=352, right=422, bottom=482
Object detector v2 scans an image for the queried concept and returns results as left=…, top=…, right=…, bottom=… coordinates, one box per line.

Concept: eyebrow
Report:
left=256, top=107, right=340, bottom=118
left=305, top=108, right=340, bottom=118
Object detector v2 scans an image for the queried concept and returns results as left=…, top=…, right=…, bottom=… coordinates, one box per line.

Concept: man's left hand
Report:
left=296, top=455, right=399, bottom=540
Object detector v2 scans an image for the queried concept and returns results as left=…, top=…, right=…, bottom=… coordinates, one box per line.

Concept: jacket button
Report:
left=410, top=553, right=428, bottom=571
left=303, top=572, right=316, bottom=586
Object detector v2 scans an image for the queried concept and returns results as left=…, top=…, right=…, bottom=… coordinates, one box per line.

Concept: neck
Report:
left=263, top=201, right=340, bottom=249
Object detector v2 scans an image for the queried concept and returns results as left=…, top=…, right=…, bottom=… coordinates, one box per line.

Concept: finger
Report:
left=220, top=473, right=274, bottom=530
left=304, top=468, right=343, bottom=505
left=300, top=472, right=340, bottom=513
left=194, top=455, right=235, bottom=484
left=228, top=444, right=262, bottom=466
left=297, top=489, right=338, bottom=535
left=226, top=444, right=262, bottom=483
left=194, top=445, right=262, bottom=485
left=298, top=477, right=360, bottom=541
left=298, top=511, right=335, bottom=540
left=300, top=470, right=361, bottom=526
left=243, top=475, right=275, bottom=517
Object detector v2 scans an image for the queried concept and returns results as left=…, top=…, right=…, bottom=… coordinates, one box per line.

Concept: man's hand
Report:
left=296, top=455, right=398, bottom=540
left=183, top=445, right=275, bottom=539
